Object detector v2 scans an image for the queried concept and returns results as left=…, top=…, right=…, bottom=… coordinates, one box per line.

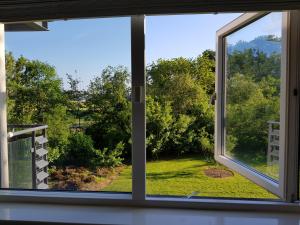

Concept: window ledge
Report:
left=0, top=190, right=300, bottom=213
left=0, top=202, right=300, bottom=225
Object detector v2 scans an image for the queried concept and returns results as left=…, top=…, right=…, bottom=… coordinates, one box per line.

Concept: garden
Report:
left=6, top=35, right=281, bottom=198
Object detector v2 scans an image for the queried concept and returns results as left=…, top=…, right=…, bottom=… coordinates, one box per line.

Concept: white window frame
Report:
left=131, top=15, right=146, bottom=201
left=215, top=11, right=300, bottom=201
left=0, top=8, right=299, bottom=213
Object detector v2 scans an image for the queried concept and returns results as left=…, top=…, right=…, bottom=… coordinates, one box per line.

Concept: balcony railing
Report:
left=267, top=121, right=280, bottom=166
left=7, top=124, right=49, bottom=189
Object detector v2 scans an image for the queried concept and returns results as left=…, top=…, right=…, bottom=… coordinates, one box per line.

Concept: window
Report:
left=144, top=14, right=277, bottom=199
left=215, top=12, right=299, bottom=200
left=0, top=7, right=299, bottom=210
left=4, top=17, right=132, bottom=192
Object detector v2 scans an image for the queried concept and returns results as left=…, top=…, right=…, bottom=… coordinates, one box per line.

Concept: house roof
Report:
left=5, top=21, right=48, bottom=32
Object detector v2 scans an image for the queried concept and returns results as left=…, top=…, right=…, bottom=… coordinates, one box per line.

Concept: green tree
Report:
left=65, top=73, right=85, bottom=127
left=146, top=96, right=173, bottom=158
left=146, top=52, right=215, bottom=158
left=6, top=53, right=70, bottom=164
left=6, top=54, right=66, bottom=123
left=226, top=48, right=281, bottom=161
left=64, top=132, right=96, bottom=167
left=227, top=49, right=281, bottom=81
left=86, top=66, right=132, bottom=159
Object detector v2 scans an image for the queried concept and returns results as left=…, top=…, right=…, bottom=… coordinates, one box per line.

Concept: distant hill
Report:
left=227, top=35, right=281, bottom=56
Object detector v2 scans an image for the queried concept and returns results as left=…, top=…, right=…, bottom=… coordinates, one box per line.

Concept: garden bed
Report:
left=49, top=166, right=126, bottom=191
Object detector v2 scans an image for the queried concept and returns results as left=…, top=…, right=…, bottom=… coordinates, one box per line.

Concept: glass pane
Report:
left=224, top=13, right=282, bottom=180
left=5, top=17, right=132, bottom=192
left=8, top=137, right=33, bottom=189
left=145, top=13, right=277, bottom=199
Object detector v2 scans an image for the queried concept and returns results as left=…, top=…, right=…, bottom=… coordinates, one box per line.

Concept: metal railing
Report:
left=7, top=124, right=49, bottom=189
left=267, top=121, right=280, bottom=166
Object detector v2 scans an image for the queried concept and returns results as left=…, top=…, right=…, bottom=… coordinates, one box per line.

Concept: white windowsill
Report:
left=0, top=190, right=300, bottom=213
left=0, top=202, right=299, bottom=225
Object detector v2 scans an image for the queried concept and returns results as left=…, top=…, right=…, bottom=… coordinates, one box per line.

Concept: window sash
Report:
left=131, top=15, right=146, bottom=201
left=0, top=23, right=8, bottom=189
left=214, top=11, right=299, bottom=201
left=283, top=10, right=300, bottom=202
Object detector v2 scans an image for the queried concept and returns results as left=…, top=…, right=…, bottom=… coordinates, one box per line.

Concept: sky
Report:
left=5, top=13, right=280, bottom=89
left=227, top=12, right=281, bottom=45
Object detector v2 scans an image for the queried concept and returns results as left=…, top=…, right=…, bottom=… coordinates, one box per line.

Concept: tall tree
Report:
left=85, top=66, right=132, bottom=158
left=6, top=52, right=70, bottom=163
left=65, top=73, right=84, bottom=127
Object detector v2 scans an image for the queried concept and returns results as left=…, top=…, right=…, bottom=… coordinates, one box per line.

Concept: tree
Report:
left=65, top=73, right=85, bottom=127
left=6, top=53, right=70, bottom=164
left=225, top=48, right=281, bottom=162
left=85, top=66, right=132, bottom=159
left=227, top=49, right=281, bottom=81
left=146, top=52, right=215, bottom=158
left=6, top=54, right=66, bottom=124
left=146, top=96, right=173, bottom=158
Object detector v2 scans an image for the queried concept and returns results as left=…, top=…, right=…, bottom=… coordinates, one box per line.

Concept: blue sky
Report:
left=227, top=12, right=281, bottom=45
left=5, top=13, right=245, bottom=89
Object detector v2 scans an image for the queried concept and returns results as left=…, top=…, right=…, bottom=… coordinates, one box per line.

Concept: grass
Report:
left=103, top=156, right=278, bottom=199
left=226, top=152, right=279, bottom=180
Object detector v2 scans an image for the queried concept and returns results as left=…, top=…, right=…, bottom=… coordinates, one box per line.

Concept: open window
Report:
left=0, top=8, right=299, bottom=210
left=215, top=12, right=290, bottom=198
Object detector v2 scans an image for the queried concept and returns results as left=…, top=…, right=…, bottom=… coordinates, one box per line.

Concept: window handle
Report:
left=210, top=92, right=216, bottom=105
left=133, top=86, right=144, bottom=103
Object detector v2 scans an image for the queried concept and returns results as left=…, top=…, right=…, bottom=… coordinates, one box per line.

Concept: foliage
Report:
left=93, top=142, right=124, bottom=168
left=226, top=49, right=281, bottom=159
left=146, top=96, right=173, bottom=158
left=227, top=49, right=280, bottom=80
left=65, top=73, right=86, bottom=126
left=48, top=147, right=62, bottom=164
left=64, top=132, right=96, bottom=167
left=146, top=52, right=215, bottom=158
left=6, top=52, right=71, bottom=164
left=6, top=53, right=66, bottom=123
left=46, top=105, right=73, bottom=163
left=85, top=66, right=132, bottom=158
left=6, top=42, right=282, bottom=167
left=62, top=132, right=124, bottom=168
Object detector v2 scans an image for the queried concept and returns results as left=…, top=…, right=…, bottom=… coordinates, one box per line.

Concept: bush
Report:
left=146, top=96, right=173, bottom=158
left=93, top=142, right=124, bottom=168
left=199, top=128, right=214, bottom=154
left=48, top=147, right=62, bottom=164
left=64, top=132, right=96, bottom=167
left=62, top=132, right=124, bottom=168
left=46, top=105, right=72, bottom=164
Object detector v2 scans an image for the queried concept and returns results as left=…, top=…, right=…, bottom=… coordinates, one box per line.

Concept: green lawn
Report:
left=226, top=152, right=279, bottom=180
left=104, top=157, right=277, bottom=199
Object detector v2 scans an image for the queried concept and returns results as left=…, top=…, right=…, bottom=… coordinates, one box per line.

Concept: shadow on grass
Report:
left=146, top=164, right=211, bottom=180
left=147, top=171, right=196, bottom=180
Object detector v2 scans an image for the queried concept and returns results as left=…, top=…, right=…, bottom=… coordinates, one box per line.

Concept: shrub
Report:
left=146, top=96, right=173, bottom=158
left=48, top=147, right=62, bottom=164
left=199, top=128, right=214, bottom=156
left=64, top=132, right=96, bottom=167
left=93, top=142, right=124, bottom=168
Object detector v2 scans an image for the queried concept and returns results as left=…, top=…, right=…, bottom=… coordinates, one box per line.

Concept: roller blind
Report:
left=0, top=0, right=299, bottom=22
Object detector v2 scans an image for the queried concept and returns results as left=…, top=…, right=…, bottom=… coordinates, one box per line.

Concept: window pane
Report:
left=5, top=17, right=132, bottom=192
left=8, top=137, right=33, bottom=189
left=145, top=14, right=277, bottom=199
left=224, top=13, right=282, bottom=181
